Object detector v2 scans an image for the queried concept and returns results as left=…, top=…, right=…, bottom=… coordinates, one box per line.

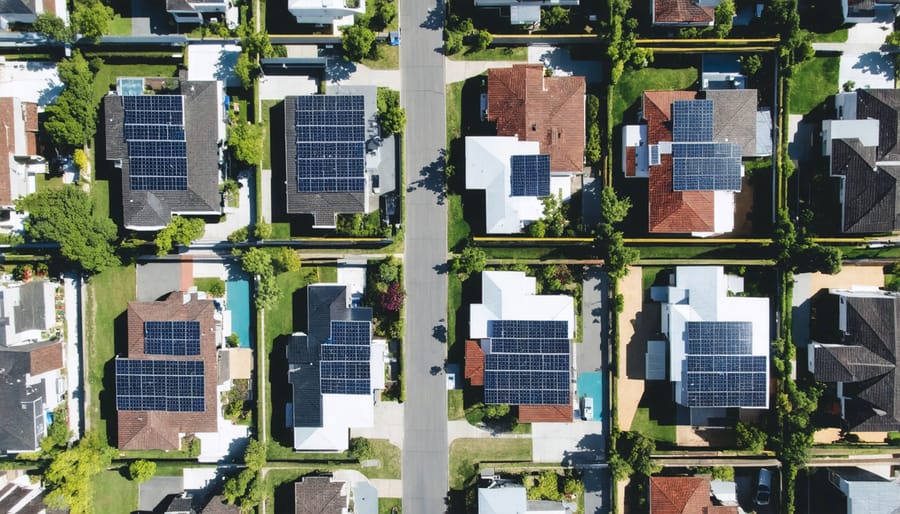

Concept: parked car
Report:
left=581, top=396, right=594, bottom=420
left=755, top=468, right=772, bottom=506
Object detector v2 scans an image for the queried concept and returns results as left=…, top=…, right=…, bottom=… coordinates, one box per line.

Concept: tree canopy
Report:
left=128, top=460, right=156, bottom=483
left=341, top=23, right=377, bottom=62
left=33, top=13, right=71, bottom=42
left=43, top=51, right=96, bottom=149
left=17, top=186, right=119, bottom=273
left=377, top=88, right=406, bottom=136
left=155, top=216, right=206, bottom=255
left=71, top=0, right=113, bottom=41
left=43, top=431, right=117, bottom=514
left=228, top=121, right=265, bottom=166
left=452, top=245, right=486, bottom=277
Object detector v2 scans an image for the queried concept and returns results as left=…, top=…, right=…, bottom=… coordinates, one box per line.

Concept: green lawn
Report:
left=194, top=277, right=225, bottom=294
left=261, top=99, right=281, bottom=169
left=446, top=81, right=463, bottom=147
left=447, top=272, right=461, bottom=355
left=106, top=15, right=132, bottom=36
left=91, top=469, right=138, bottom=514
left=789, top=57, right=839, bottom=115
left=447, top=194, right=470, bottom=251
left=448, top=389, right=465, bottom=420
left=92, top=64, right=179, bottom=105
left=449, top=46, right=527, bottom=61
left=86, top=265, right=136, bottom=439
left=35, top=174, right=65, bottom=192
left=361, top=44, right=399, bottom=70
left=449, top=438, right=532, bottom=489
left=91, top=179, right=110, bottom=221
left=611, top=67, right=698, bottom=127
left=271, top=222, right=291, bottom=240
left=358, top=439, right=402, bottom=479
left=379, top=498, right=402, bottom=514
left=629, top=407, right=676, bottom=444
left=811, top=28, right=848, bottom=42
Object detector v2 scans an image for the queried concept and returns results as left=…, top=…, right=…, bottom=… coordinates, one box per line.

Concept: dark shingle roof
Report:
left=831, top=139, right=900, bottom=233
left=856, top=89, right=900, bottom=162
left=294, top=476, right=345, bottom=514
left=13, top=281, right=49, bottom=333
left=704, top=89, right=758, bottom=157
left=0, top=345, right=45, bottom=452
left=0, top=0, right=34, bottom=15
left=104, top=80, right=221, bottom=229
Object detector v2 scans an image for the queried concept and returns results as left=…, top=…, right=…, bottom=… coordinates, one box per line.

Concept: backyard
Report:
left=789, top=57, right=839, bottom=115
left=611, top=66, right=698, bottom=128
left=91, top=468, right=138, bottom=514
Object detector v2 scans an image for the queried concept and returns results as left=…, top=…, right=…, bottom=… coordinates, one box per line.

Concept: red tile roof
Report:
left=654, top=0, right=715, bottom=25
left=518, top=404, right=572, bottom=423
left=464, top=340, right=484, bottom=386
left=487, top=64, right=586, bottom=172
left=642, top=91, right=716, bottom=233
left=649, top=476, right=737, bottom=514
left=0, top=98, right=14, bottom=207
left=625, top=147, right=637, bottom=177
left=24, top=102, right=38, bottom=155
left=117, top=292, right=218, bottom=450
left=29, top=342, right=63, bottom=376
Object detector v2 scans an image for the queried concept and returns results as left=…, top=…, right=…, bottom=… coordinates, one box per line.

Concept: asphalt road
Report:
left=400, top=0, right=450, bottom=512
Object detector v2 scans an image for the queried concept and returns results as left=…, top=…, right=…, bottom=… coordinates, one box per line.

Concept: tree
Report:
left=255, top=273, right=281, bottom=310
left=527, top=470, right=563, bottom=501
left=374, top=0, right=397, bottom=29
left=43, top=51, right=96, bottom=149
left=483, top=403, right=510, bottom=420
left=600, top=186, right=631, bottom=225
left=226, top=333, right=240, bottom=347
left=234, top=52, right=253, bottom=89
left=34, top=13, right=70, bottom=42
left=377, top=88, right=406, bottom=136
left=713, top=0, right=735, bottom=38
left=73, top=149, right=88, bottom=174
left=379, top=282, right=405, bottom=312
left=618, top=431, right=660, bottom=477
left=794, top=243, right=842, bottom=274
left=342, top=23, right=377, bottom=62
left=527, top=219, right=547, bottom=238
left=128, top=460, right=156, bottom=483
left=43, top=431, right=117, bottom=514
left=155, top=216, right=205, bottom=255
left=70, top=0, right=113, bottom=41
left=595, top=188, right=638, bottom=280
left=223, top=468, right=255, bottom=505
left=740, top=54, right=762, bottom=76
left=40, top=405, right=71, bottom=455
left=240, top=247, right=272, bottom=276
left=378, top=259, right=400, bottom=282
left=607, top=453, right=632, bottom=481
left=541, top=6, right=570, bottom=32
left=228, top=122, right=264, bottom=166
left=585, top=124, right=601, bottom=165
left=228, top=227, right=249, bottom=243
left=349, top=437, right=375, bottom=461
left=887, top=31, right=900, bottom=47
left=243, top=438, right=267, bottom=471
left=735, top=422, right=768, bottom=453
left=17, top=186, right=118, bottom=273
left=474, top=29, right=492, bottom=51
left=540, top=191, right=568, bottom=237
left=444, top=31, right=464, bottom=55
left=253, top=219, right=272, bottom=240
left=452, top=245, right=486, bottom=276
left=273, top=247, right=301, bottom=273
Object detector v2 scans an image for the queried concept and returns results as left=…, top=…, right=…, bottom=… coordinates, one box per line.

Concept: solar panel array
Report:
left=671, top=142, right=743, bottom=191
left=672, top=100, right=714, bottom=142
left=483, top=320, right=570, bottom=405
left=294, top=95, right=366, bottom=193
left=320, top=320, right=371, bottom=395
left=509, top=154, right=551, bottom=197
left=123, top=95, right=188, bottom=191
left=683, top=321, right=767, bottom=408
left=115, top=358, right=205, bottom=412
left=144, top=320, right=201, bottom=356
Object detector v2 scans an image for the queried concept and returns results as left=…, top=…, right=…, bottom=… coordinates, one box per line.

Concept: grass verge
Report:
left=447, top=194, right=470, bottom=251
left=260, top=99, right=281, bottom=170
left=449, top=46, right=527, bottom=61
left=361, top=44, right=400, bottom=70
left=448, top=389, right=465, bottom=420
left=446, top=81, right=463, bottom=147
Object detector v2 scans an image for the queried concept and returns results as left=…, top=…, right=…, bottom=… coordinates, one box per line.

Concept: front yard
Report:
left=789, top=57, right=839, bottom=115
left=449, top=438, right=533, bottom=490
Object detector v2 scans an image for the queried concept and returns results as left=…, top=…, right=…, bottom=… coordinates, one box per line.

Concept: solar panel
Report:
left=509, top=154, right=551, bottom=197
left=649, top=145, right=660, bottom=166
left=122, top=94, right=189, bottom=192
left=319, top=320, right=373, bottom=395
left=115, top=358, right=205, bottom=412
left=671, top=142, right=742, bottom=191
left=683, top=321, right=766, bottom=408
left=293, top=95, right=366, bottom=193
left=144, top=321, right=201, bottom=356
left=482, top=319, right=571, bottom=406
left=672, top=100, right=714, bottom=142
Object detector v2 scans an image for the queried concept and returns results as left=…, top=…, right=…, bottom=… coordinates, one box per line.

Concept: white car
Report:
left=581, top=397, right=594, bottom=420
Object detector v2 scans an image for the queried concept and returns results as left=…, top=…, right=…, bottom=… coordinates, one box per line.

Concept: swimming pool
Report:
left=226, top=280, right=252, bottom=348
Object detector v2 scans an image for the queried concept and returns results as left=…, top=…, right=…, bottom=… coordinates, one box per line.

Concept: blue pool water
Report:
left=577, top=372, right=604, bottom=421
left=226, top=280, right=252, bottom=348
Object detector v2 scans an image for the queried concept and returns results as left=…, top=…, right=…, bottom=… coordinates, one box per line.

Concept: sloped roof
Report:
left=29, top=341, right=63, bottom=376
left=487, top=65, right=586, bottom=172
left=0, top=344, right=47, bottom=452
left=650, top=476, right=736, bottom=514
left=857, top=89, right=900, bottom=162
left=465, top=339, right=485, bottom=386
left=117, top=292, right=218, bottom=450
left=0, top=0, right=35, bottom=15
left=201, top=495, right=240, bottom=514
left=479, top=484, right=528, bottom=514
left=518, top=405, right=572, bottom=423
left=653, top=0, right=715, bottom=25
left=841, top=143, right=900, bottom=233
left=705, top=89, right=758, bottom=157
left=294, top=476, right=346, bottom=514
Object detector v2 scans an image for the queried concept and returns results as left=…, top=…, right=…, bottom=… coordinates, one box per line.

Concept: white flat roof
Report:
left=470, top=271, right=575, bottom=340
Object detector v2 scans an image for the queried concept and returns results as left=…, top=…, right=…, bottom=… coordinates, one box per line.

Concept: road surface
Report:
left=400, top=0, right=450, bottom=512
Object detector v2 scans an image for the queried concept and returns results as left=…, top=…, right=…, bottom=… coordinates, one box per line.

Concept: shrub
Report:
left=226, top=333, right=240, bottom=347
left=128, top=460, right=156, bottom=483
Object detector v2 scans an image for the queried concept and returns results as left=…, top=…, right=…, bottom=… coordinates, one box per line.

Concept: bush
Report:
left=349, top=437, right=375, bottom=461
left=886, top=432, right=900, bottom=445
left=272, top=247, right=301, bottom=273
left=227, top=227, right=249, bottom=243
left=735, top=422, right=768, bottom=453
left=341, top=22, right=377, bottom=62
left=226, top=333, right=240, bottom=347
left=128, top=460, right=156, bottom=483
left=253, top=219, right=272, bottom=240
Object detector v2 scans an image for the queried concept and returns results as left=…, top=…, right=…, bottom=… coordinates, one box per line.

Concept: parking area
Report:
left=531, top=420, right=604, bottom=465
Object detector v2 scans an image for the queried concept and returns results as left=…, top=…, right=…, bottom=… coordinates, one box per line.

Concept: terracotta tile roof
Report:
left=294, top=476, right=345, bottom=514
left=0, top=98, right=14, bottom=207
left=653, top=0, right=715, bottom=25
left=650, top=476, right=715, bottom=514
left=706, top=507, right=739, bottom=514
left=518, top=404, right=572, bottom=423
left=625, top=147, right=637, bottom=177
left=117, top=292, right=218, bottom=450
left=29, top=342, right=63, bottom=376
left=23, top=102, right=37, bottom=155
left=487, top=64, right=586, bottom=172
left=642, top=91, right=716, bottom=233
left=465, top=340, right=485, bottom=386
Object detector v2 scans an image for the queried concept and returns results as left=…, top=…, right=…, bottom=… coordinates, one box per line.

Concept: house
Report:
left=478, top=480, right=570, bottom=514
left=842, top=0, right=900, bottom=23
left=0, top=280, right=65, bottom=453
left=825, top=467, right=900, bottom=514
left=287, top=0, right=364, bottom=29
left=283, top=89, right=384, bottom=229
left=163, top=493, right=196, bottom=514
left=287, top=285, right=386, bottom=452
left=822, top=89, right=900, bottom=233
left=0, top=97, right=46, bottom=233
left=809, top=288, right=900, bottom=431
left=649, top=267, right=769, bottom=425
left=649, top=476, right=738, bottom=514
left=622, top=89, right=768, bottom=235
left=115, top=292, right=220, bottom=450
left=0, top=0, right=66, bottom=27
left=104, top=78, right=224, bottom=231
left=200, top=495, right=240, bottom=514
left=651, top=0, right=723, bottom=27
left=486, top=65, right=586, bottom=173
left=165, top=0, right=236, bottom=27
left=472, top=0, right=579, bottom=26
left=294, top=476, right=347, bottom=514
left=465, top=136, right=572, bottom=234
left=466, top=271, right=574, bottom=423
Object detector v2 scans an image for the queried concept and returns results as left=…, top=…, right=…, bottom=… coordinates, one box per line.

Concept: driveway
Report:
left=350, top=400, right=405, bottom=449
left=258, top=75, right=319, bottom=100
left=337, top=259, right=367, bottom=304
left=583, top=467, right=610, bottom=514
left=532, top=421, right=604, bottom=465
left=323, top=53, right=402, bottom=90
left=813, top=12, right=895, bottom=90
left=201, top=172, right=253, bottom=242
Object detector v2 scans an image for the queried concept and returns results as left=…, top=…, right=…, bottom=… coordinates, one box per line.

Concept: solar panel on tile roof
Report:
left=144, top=320, right=201, bottom=356
left=294, top=95, right=367, bottom=193
left=672, top=99, right=714, bottom=143
left=122, top=95, right=189, bottom=192
left=115, top=358, right=205, bottom=412
left=509, top=154, right=551, bottom=197
left=671, top=142, right=742, bottom=191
